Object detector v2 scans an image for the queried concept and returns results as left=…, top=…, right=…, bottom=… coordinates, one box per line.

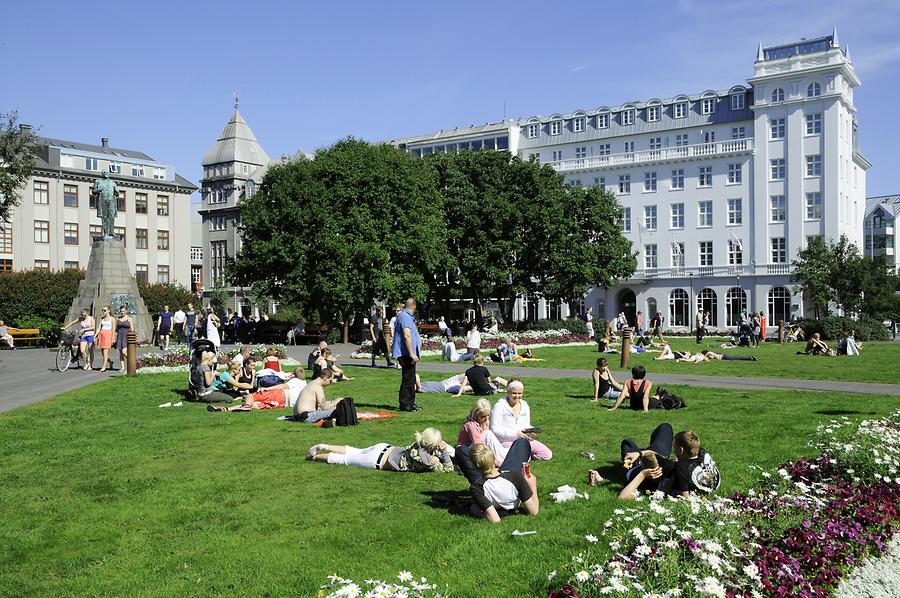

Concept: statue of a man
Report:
left=92, top=171, right=119, bottom=239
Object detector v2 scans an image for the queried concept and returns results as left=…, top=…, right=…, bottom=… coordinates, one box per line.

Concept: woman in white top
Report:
left=63, top=308, right=95, bottom=370
left=466, top=323, right=481, bottom=355
left=94, top=305, right=115, bottom=372
left=205, top=307, right=221, bottom=351
left=490, top=380, right=553, bottom=460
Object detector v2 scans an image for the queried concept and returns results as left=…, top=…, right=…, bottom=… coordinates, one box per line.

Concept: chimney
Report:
left=101, top=137, right=109, bottom=150
left=19, top=124, right=32, bottom=135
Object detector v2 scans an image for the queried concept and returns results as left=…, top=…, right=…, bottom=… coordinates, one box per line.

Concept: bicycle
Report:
left=56, top=330, right=83, bottom=372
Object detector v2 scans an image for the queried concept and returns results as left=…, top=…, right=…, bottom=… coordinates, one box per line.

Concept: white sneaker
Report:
left=159, top=402, right=172, bottom=408
left=173, top=402, right=183, bottom=407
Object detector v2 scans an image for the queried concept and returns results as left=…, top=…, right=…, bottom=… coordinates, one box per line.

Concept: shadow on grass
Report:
left=592, top=461, right=627, bottom=483
left=565, top=394, right=595, bottom=400
left=421, top=490, right=476, bottom=518
left=355, top=402, right=400, bottom=411
left=813, top=409, right=877, bottom=416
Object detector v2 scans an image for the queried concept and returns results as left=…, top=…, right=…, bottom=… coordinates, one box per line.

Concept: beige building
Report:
left=1, top=127, right=196, bottom=285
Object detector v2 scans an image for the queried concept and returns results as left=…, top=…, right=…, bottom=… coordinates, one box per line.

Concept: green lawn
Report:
left=1, top=367, right=898, bottom=597
left=422, top=338, right=900, bottom=384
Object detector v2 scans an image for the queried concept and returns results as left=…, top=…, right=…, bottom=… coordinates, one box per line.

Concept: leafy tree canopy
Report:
left=0, top=112, right=36, bottom=223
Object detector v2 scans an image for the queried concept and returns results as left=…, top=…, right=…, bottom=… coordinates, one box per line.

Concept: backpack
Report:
left=333, top=397, right=359, bottom=426
left=688, top=450, right=721, bottom=493
left=257, top=374, right=283, bottom=388
left=656, top=387, right=687, bottom=410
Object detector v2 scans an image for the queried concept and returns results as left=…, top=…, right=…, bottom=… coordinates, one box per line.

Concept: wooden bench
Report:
left=419, top=324, right=440, bottom=336
left=497, top=323, right=517, bottom=332
left=8, top=328, right=45, bottom=347
left=293, top=324, right=328, bottom=345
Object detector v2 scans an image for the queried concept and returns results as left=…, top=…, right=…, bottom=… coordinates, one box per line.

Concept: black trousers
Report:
left=455, top=437, right=532, bottom=485
left=371, top=333, right=393, bottom=365
left=398, top=355, right=417, bottom=411
left=621, top=423, right=674, bottom=489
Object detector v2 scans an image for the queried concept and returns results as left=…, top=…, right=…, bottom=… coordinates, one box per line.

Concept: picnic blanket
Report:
left=277, top=411, right=397, bottom=422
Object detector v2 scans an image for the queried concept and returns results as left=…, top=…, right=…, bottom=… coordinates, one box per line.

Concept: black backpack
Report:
left=657, top=387, right=687, bottom=410
left=333, top=397, right=359, bottom=426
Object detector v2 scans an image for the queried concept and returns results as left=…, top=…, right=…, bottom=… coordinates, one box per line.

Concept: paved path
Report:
left=2, top=341, right=899, bottom=414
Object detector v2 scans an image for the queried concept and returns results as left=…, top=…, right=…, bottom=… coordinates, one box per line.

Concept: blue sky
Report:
left=3, top=0, right=900, bottom=196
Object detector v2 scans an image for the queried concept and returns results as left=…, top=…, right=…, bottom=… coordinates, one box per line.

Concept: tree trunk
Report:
left=342, top=320, right=349, bottom=344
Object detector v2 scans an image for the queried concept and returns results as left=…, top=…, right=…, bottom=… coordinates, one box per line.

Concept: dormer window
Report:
left=807, top=82, right=821, bottom=97
left=596, top=113, right=609, bottom=128
left=621, top=109, right=635, bottom=126
left=573, top=117, right=585, bottom=133
left=771, top=88, right=785, bottom=102
left=109, top=161, right=121, bottom=174
left=674, top=102, right=688, bottom=119
left=526, top=123, right=539, bottom=138
left=647, top=105, right=660, bottom=122
left=701, top=97, right=716, bottom=115
left=730, top=93, right=745, bottom=110
left=550, top=120, right=561, bottom=135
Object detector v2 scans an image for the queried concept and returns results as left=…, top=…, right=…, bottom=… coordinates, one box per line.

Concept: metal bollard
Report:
left=620, top=326, right=632, bottom=369
left=778, top=320, right=785, bottom=344
left=127, top=330, right=137, bottom=376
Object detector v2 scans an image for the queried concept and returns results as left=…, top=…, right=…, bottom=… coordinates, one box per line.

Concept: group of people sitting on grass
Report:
left=798, top=331, right=863, bottom=357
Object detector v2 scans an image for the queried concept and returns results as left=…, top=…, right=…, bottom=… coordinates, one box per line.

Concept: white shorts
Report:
left=326, top=443, right=391, bottom=469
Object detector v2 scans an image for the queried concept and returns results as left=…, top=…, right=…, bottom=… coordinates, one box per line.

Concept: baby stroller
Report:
left=737, top=322, right=752, bottom=347
left=188, top=339, right=217, bottom=399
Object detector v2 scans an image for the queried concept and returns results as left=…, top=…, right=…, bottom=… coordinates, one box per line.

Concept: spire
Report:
left=201, top=109, right=270, bottom=168
left=832, top=27, right=840, bottom=48
left=756, top=42, right=764, bottom=62
left=233, top=91, right=240, bottom=110
left=845, top=45, right=851, bottom=61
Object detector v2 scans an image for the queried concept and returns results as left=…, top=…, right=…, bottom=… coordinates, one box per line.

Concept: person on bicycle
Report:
left=62, top=308, right=95, bottom=371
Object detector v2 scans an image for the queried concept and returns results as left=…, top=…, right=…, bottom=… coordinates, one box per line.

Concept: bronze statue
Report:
left=92, top=171, right=119, bottom=239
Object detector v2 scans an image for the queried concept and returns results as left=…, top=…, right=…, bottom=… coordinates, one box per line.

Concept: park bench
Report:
left=293, top=324, right=329, bottom=345
left=497, top=323, right=516, bottom=332
left=419, top=324, right=439, bottom=336
left=8, top=327, right=45, bottom=347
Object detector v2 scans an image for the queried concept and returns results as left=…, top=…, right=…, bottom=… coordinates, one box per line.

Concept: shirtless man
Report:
left=293, top=369, right=344, bottom=422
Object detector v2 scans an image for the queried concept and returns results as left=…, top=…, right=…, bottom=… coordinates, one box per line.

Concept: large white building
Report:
left=864, top=195, right=898, bottom=269
left=392, top=31, right=870, bottom=329
left=1, top=127, right=196, bottom=285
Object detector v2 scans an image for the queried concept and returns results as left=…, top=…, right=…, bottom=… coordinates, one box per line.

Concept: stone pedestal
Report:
left=66, top=239, right=153, bottom=343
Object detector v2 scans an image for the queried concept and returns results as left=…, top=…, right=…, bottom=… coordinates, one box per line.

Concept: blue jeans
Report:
left=302, top=408, right=335, bottom=423
left=185, top=324, right=195, bottom=348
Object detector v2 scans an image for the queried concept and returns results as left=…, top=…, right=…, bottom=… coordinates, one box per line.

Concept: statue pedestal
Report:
left=66, top=239, right=153, bottom=343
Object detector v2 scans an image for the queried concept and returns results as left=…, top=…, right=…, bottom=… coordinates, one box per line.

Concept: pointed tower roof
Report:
left=831, top=27, right=840, bottom=48
left=756, top=42, right=764, bottom=62
left=201, top=110, right=270, bottom=167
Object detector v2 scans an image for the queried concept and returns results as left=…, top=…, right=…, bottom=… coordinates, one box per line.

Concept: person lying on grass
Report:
left=415, top=373, right=465, bottom=394
left=467, top=441, right=539, bottom=523
left=306, top=427, right=455, bottom=473
left=454, top=398, right=509, bottom=483
left=451, top=355, right=509, bottom=397
left=676, top=349, right=758, bottom=363
left=592, top=357, right=623, bottom=402
left=491, top=379, right=553, bottom=460
left=654, top=344, right=691, bottom=361
left=207, top=367, right=307, bottom=412
left=609, top=365, right=662, bottom=412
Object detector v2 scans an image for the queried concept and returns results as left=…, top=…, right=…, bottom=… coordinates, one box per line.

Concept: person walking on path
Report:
left=466, top=323, right=482, bottom=356
left=205, top=307, right=221, bottom=352
left=173, top=307, right=186, bottom=344
left=184, top=303, right=197, bottom=349
left=650, top=311, right=664, bottom=342
left=392, top=298, right=421, bottom=412
left=94, top=306, right=115, bottom=372
left=369, top=306, right=394, bottom=368
left=114, top=306, right=134, bottom=371
left=584, top=307, right=594, bottom=338
left=157, top=305, right=173, bottom=351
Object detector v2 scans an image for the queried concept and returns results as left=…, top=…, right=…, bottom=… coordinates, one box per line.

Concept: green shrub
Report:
left=269, top=305, right=305, bottom=325
left=0, top=269, right=85, bottom=325
left=799, top=316, right=888, bottom=341
left=518, top=318, right=588, bottom=335
left=137, top=282, right=194, bottom=316
left=13, top=315, right=61, bottom=346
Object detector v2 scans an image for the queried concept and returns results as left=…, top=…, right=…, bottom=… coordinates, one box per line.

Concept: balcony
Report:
left=551, top=138, right=754, bottom=173
left=629, top=263, right=790, bottom=282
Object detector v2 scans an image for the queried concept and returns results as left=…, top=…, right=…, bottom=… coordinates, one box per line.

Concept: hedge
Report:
left=799, top=316, right=889, bottom=342
left=518, top=318, right=588, bottom=336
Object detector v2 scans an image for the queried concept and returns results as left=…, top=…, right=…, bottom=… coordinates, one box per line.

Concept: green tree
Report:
left=230, top=139, right=445, bottom=339
left=829, top=235, right=867, bottom=316
left=791, top=236, right=833, bottom=317
left=0, top=112, right=36, bottom=223
left=137, top=282, right=194, bottom=316
left=859, top=256, right=900, bottom=320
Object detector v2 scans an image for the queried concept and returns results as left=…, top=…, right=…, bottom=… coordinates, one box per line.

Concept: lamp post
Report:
left=736, top=273, right=742, bottom=326
left=688, top=272, right=694, bottom=326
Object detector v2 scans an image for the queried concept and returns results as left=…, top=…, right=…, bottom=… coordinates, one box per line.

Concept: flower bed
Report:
left=547, top=410, right=900, bottom=597
left=351, top=329, right=591, bottom=359
left=135, top=344, right=288, bottom=370
left=320, top=573, right=445, bottom=598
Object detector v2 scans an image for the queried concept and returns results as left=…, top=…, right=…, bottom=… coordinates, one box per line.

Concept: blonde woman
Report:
left=307, top=428, right=455, bottom=473
left=193, top=351, right=237, bottom=403
left=94, top=306, right=115, bottom=372
left=468, top=441, right=539, bottom=523
left=63, top=308, right=96, bottom=370
left=455, top=398, right=510, bottom=484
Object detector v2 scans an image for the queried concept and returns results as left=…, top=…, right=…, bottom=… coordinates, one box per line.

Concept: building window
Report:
left=85, top=157, right=99, bottom=171
left=806, top=192, right=823, bottom=220
left=64, top=260, right=79, bottom=271
left=157, top=265, right=170, bottom=283
left=549, top=121, right=561, bottom=135
left=728, top=239, right=743, bottom=265
left=701, top=97, right=716, bottom=115
left=770, top=195, right=786, bottom=222
left=621, top=109, right=635, bottom=125
left=109, top=161, right=121, bottom=174
left=731, top=126, right=746, bottom=139
left=726, top=287, right=747, bottom=326
left=571, top=179, right=582, bottom=188
left=644, top=244, right=658, bottom=269
left=624, top=141, right=634, bottom=154
left=192, top=266, right=202, bottom=284
left=698, top=166, right=712, bottom=187
left=669, top=288, right=689, bottom=326
left=34, top=259, right=49, bottom=270
left=210, top=215, right=227, bottom=231
left=699, top=241, right=713, bottom=266
left=596, top=113, right=609, bottom=129
left=806, top=113, right=822, bottom=134
left=703, top=131, right=715, bottom=144
left=131, top=164, right=144, bottom=177
left=644, top=205, right=657, bottom=230
left=157, top=195, right=169, bottom=216
left=157, top=230, right=169, bottom=250
left=644, top=171, right=657, bottom=191
left=647, top=105, right=660, bottom=122
left=674, top=102, right=687, bottom=119
left=526, top=123, right=539, bottom=138
left=64, top=184, right=78, bottom=207
left=807, top=82, right=821, bottom=97
left=60, top=154, right=74, bottom=168
left=670, top=203, right=684, bottom=229
left=730, top=93, right=745, bottom=110
left=698, top=201, right=713, bottom=227
left=573, top=117, right=585, bottom=133
left=210, top=240, right=228, bottom=286
left=191, top=246, right=203, bottom=260
left=771, top=238, right=787, bottom=263
left=528, top=152, right=540, bottom=163
left=770, top=118, right=785, bottom=139
left=575, top=146, right=587, bottom=159
left=671, top=169, right=684, bottom=190
left=770, top=159, right=786, bottom=180
left=621, top=207, right=631, bottom=232
left=675, top=133, right=689, bottom=151
left=552, top=150, right=563, bottom=162
left=618, top=175, right=631, bottom=194
left=727, top=198, right=742, bottom=225
left=64, top=222, right=79, bottom=245
left=696, top=288, right=718, bottom=325
left=90, top=224, right=103, bottom=242
left=34, top=220, right=49, bottom=243
left=598, top=143, right=610, bottom=156
left=595, top=176, right=606, bottom=189
left=768, top=286, right=791, bottom=325
left=671, top=243, right=685, bottom=268
left=649, top=137, right=662, bottom=151
left=153, top=167, right=166, bottom=180
left=771, top=88, right=785, bottom=102
left=0, top=224, right=11, bottom=253
left=136, top=228, right=148, bottom=249
left=33, top=180, right=49, bottom=204
left=114, top=226, right=125, bottom=245
left=806, top=154, right=822, bottom=176
left=136, top=264, right=149, bottom=284
left=117, top=191, right=126, bottom=212
left=135, top=193, right=148, bottom=214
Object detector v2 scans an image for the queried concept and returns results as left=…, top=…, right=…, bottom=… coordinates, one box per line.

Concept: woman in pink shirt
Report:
left=456, top=398, right=508, bottom=467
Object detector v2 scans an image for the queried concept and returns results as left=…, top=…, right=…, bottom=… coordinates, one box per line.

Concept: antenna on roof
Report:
left=233, top=91, right=240, bottom=110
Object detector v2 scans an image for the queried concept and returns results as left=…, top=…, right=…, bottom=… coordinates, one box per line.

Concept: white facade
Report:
left=864, top=195, right=898, bottom=269
left=392, top=32, right=870, bottom=330
left=1, top=130, right=195, bottom=285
